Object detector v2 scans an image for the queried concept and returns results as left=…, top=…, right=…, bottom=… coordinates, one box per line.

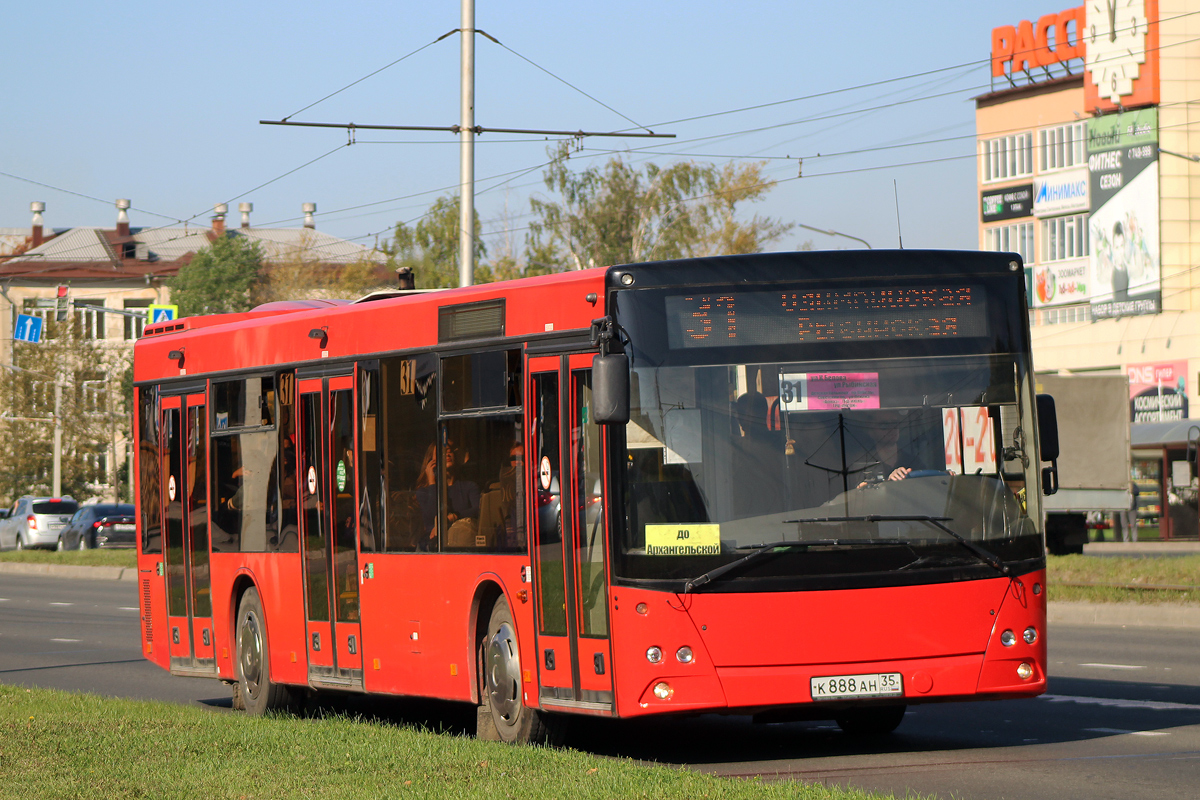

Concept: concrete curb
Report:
left=1047, top=600, right=1200, bottom=629
left=1083, top=541, right=1200, bottom=555
left=0, top=562, right=138, bottom=582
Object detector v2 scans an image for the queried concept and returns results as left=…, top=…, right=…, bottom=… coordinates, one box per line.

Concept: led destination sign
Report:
left=665, top=286, right=988, bottom=349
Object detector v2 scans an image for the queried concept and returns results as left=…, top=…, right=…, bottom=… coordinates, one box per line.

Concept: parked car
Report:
left=59, top=503, right=137, bottom=550
left=0, top=496, right=79, bottom=550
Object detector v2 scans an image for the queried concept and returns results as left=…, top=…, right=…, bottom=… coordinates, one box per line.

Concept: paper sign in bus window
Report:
left=644, top=524, right=721, bottom=555
left=942, top=407, right=996, bottom=475
left=779, top=373, right=880, bottom=412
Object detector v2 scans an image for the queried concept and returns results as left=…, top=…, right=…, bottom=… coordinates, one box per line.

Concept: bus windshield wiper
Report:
left=783, top=515, right=1010, bottom=576
left=681, top=538, right=910, bottom=594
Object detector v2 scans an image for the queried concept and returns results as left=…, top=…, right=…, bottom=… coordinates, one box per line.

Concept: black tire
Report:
left=479, top=597, right=557, bottom=745
left=835, top=705, right=907, bottom=735
left=235, top=587, right=292, bottom=715
left=77, top=533, right=89, bottom=551
left=15, top=535, right=24, bottom=552
left=56, top=536, right=65, bottom=552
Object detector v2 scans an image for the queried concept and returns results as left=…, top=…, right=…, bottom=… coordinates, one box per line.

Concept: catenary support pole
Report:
left=459, top=0, right=475, bottom=288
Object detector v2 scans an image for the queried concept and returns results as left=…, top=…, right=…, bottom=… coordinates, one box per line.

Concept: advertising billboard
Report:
left=1126, top=360, right=1188, bottom=422
left=1033, top=167, right=1088, bottom=217
left=1088, top=108, right=1161, bottom=319
left=1032, top=258, right=1089, bottom=307
left=982, top=184, right=1034, bottom=222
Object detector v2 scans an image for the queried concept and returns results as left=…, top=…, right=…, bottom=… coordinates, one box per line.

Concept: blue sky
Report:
left=2, top=1, right=1064, bottom=256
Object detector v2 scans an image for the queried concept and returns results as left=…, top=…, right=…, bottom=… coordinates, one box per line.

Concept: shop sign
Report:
left=1088, top=109, right=1161, bottom=319
left=1126, top=360, right=1188, bottom=422
left=1032, top=258, right=1089, bottom=307
left=981, top=184, right=1033, bottom=222
left=1033, top=168, right=1088, bottom=217
left=991, top=6, right=1084, bottom=79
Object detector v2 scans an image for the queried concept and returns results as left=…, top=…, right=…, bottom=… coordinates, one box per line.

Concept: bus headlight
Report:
left=1017, top=662, right=1034, bottom=680
left=1023, top=626, right=1038, bottom=644
left=646, top=646, right=663, bottom=664
left=676, top=646, right=694, bottom=664
left=653, top=682, right=673, bottom=699
left=1000, top=629, right=1016, bottom=647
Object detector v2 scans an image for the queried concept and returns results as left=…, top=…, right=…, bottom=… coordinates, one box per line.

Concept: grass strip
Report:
left=0, top=549, right=136, bottom=568
left=1047, top=554, right=1200, bottom=606
left=0, top=685, right=893, bottom=800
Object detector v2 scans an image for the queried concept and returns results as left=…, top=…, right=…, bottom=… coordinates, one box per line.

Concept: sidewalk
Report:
left=4, top=562, right=1200, bottom=629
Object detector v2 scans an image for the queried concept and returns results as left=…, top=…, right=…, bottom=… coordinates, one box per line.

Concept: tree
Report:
left=0, top=316, right=127, bottom=504
left=256, top=230, right=390, bottom=304
left=168, top=235, right=263, bottom=317
left=527, top=144, right=793, bottom=270
left=382, top=195, right=486, bottom=288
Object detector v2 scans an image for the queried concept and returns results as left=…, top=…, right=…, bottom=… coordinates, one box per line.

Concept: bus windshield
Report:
left=611, top=282, right=1043, bottom=590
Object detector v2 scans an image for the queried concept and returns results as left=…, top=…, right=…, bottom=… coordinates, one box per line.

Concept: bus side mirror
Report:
left=592, top=353, right=630, bottom=424
left=1036, top=393, right=1059, bottom=496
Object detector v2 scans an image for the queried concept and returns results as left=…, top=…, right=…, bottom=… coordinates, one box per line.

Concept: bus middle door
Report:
left=298, top=374, right=364, bottom=690
left=161, top=391, right=216, bottom=677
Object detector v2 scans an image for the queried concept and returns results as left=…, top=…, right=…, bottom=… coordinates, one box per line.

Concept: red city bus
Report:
left=134, top=250, right=1057, bottom=742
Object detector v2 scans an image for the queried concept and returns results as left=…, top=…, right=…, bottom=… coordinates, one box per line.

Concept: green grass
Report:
left=0, top=685, right=893, bottom=800
left=0, top=548, right=136, bottom=568
left=1047, top=554, right=1200, bottom=605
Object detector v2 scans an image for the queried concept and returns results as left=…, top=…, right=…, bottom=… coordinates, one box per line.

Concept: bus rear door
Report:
left=298, top=374, right=364, bottom=691
left=528, top=354, right=613, bottom=714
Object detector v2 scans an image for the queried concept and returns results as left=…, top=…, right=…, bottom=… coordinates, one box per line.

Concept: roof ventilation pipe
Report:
left=302, top=202, right=316, bottom=229
left=30, top=201, right=45, bottom=248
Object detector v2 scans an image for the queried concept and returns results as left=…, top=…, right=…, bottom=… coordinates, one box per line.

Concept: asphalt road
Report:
left=2, top=573, right=1197, bottom=799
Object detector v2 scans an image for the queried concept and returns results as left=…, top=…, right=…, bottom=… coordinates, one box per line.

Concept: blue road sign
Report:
left=149, top=304, right=178, bottom=324
left=14, top=314, right=43, bottom=343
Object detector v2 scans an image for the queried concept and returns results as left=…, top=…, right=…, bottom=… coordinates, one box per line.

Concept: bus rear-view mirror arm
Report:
left=1036, top=393, right=1059, bottom=496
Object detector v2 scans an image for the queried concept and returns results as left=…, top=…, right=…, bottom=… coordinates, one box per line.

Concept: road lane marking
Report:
left=1085, top=727, right=1170, bottom=736
left=50, top=638, right=80, bottom=643
left=49, top=602, right=74, bottom=607
left=1078, top=662, right=1146, bottom=670
left=118, top=607, right=138, bottom=611
left=1041, top=694, right=1200, bottom=711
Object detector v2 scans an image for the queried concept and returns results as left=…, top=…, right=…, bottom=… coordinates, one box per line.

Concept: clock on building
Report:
left=1085, top=0, right=1159, bottom=110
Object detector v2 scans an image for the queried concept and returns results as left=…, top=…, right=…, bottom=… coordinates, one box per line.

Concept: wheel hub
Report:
left=486, top=621, right=521, bottom=722
left=239, top=613, right=263, bottom=698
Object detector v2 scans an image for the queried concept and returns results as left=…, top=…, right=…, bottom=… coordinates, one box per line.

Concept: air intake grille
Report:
left=141, top=579, right=153, bottom=643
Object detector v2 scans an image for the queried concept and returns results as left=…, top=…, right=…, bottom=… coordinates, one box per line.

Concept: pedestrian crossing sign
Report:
left=149, top=305, right=179, bottom=324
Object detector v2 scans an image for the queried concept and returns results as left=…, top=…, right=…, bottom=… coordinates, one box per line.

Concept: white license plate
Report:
left=114, top=524, right=135, bottom=533
left=811, top=672, right=903, bottom=701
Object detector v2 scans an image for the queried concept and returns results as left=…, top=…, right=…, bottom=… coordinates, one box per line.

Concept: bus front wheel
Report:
left=481, top=597, right=557, bottom=744
left=235, top=587, right=292, bottom=715
left=835, top=705, right=907, bottom=735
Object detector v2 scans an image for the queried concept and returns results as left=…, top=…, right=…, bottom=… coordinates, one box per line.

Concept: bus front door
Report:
left=528, top=355, right=613, bottom=715
left=161, top=391, right=216, bottom=677
left=298, top=375, right=364, bottom=691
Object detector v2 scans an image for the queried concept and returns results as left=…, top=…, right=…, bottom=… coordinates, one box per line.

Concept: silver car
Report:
left=0, top=496, right=78, bottom=550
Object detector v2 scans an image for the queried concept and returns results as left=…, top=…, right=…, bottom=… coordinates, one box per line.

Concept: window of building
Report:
left=983, top=132, right=1034, bottom=182
left=80, top=373, right=107, bottom=416
left=1040, top=214, right=1088, bottom=262
left=124, top=299, right=152, bottom=340
left=1036, top=304, right=1092, bottom=325
left=983, top=221, right=1035, bottom=264
left=73, top=299, right=106, bottom=340
left=1039, top=122, right=1086, bottom=172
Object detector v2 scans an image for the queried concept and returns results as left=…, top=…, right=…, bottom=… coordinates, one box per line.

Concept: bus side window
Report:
left=380, top=354, right=438, bottom=552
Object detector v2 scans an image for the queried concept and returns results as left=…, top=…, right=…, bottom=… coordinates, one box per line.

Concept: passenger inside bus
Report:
left=732, top=390, right=786, bottom=516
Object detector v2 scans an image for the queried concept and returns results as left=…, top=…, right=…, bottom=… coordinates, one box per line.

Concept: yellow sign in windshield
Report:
left=644, top=524, right=721, bottom=556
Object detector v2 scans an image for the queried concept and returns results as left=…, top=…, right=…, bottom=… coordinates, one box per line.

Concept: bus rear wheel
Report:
left=835, top=704, right=907, bottom=735
left=235, top=587, right=292, bottom=715
left=480, top=597, right=555, bottom=744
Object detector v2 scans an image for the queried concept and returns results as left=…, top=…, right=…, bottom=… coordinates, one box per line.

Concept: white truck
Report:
left=1036, top=374, right=1132, bottom=554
